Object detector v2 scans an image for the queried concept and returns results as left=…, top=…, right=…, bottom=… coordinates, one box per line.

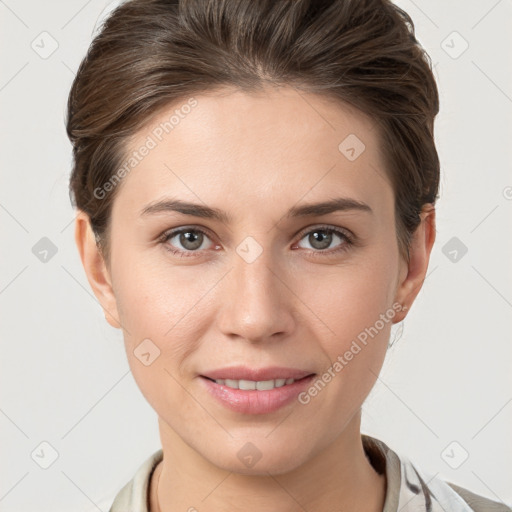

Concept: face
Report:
left=80, top=85, right=421, bottom=475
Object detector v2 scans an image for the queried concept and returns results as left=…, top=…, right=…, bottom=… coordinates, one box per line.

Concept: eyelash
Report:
left=158, top=225, right=355, bottom=259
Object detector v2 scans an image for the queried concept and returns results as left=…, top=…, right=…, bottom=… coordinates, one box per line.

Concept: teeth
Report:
left=214, top=378, right=297, bottom=390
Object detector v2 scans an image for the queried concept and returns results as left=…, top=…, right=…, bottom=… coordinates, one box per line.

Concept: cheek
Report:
left=111, top=251, right=217, bottom=376
left=112, top=259, right=212, bottom=412
left=298, top=248, right=399, bottom=377
left=294, top=263, right=397, bottom=418
left=305, top=255, right=397, bottom=335
left=112, top=244, right=208, bottom=335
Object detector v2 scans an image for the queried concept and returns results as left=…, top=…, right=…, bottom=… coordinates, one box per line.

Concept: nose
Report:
left=216, top=244, right=296, bottom=343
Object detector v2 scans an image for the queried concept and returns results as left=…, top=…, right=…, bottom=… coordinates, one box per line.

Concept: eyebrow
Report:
left=140, top=196, right=373, bottom=223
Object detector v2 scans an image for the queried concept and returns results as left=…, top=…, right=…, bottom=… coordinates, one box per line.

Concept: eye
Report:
left=294, top=225, right=353, bottom=255
left=159, top=227, right=217, bottom=257
left=159, top=224, right=355, bottom=259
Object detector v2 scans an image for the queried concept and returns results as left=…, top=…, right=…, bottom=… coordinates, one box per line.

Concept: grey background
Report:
left=1, top=0, right=511, bottom=510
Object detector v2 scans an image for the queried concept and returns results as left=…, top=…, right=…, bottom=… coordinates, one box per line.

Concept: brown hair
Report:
left=66, top=0, right=440, bottom=266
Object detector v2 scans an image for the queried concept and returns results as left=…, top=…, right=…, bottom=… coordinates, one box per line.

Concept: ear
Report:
left=74, top=210, right=122, bottom=329
left=392, top=204, right=436, bottom=323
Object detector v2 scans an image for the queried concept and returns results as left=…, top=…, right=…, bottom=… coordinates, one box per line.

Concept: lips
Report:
left=200, top=366, right=315, bottom=382
left=200, top=372, right=317, bottom=414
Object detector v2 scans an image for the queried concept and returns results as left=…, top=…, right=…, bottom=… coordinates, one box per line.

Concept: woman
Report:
left=66, top=0, right=510, bottom=511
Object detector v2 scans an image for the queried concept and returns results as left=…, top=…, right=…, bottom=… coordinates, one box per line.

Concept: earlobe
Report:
left=392, top=205, right=436, bottom=324
left=74, top=210, right=122, bottom=329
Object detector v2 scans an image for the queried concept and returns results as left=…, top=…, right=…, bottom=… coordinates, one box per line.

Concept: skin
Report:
left=75, top=85, right=435, bottom=512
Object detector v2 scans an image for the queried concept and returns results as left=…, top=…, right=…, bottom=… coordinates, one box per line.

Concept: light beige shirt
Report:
left=107, top=434, right=511, bottom=511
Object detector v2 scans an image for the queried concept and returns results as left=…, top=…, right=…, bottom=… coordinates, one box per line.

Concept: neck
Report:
left=149, top=411, right=386, bottom=512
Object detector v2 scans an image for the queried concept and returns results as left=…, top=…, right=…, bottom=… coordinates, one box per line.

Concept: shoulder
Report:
left=398, top=453, right=511, bottom=512
left=398, top=452, right=511, bottom=512
left=446, top=481, right=512, bottom=512
left=361, top=434, right=511, bottom=512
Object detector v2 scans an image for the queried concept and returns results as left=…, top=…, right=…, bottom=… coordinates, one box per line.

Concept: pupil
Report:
left=311, top=230, right=331, bottom=250
left=181, top=231, right=202, bottom=250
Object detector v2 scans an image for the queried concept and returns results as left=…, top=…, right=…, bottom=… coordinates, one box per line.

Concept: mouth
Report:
left=199, top=372, right=317, bottom=414
left=200, top=374, right=316, bottom=391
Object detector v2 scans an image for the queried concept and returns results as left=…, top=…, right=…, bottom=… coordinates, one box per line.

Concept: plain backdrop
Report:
left=1, top=0, right=511, bottom=510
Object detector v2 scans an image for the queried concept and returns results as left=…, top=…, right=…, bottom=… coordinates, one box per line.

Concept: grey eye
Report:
left=297, top=229, right=346, bottom=251
left=166, top=229, right=212, bottom=251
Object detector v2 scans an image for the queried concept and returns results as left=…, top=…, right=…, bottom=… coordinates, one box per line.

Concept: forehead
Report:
left=112, top=85, right=393, bottom=222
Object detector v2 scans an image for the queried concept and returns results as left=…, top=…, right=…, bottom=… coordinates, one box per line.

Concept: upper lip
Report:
left=200, top=366, right=315, bottom=381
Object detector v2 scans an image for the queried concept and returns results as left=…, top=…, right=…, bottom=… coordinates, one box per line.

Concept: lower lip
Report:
left=199, top=375, right=316, bottom=415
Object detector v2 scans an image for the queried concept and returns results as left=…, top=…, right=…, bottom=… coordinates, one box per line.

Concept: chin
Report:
left=204, top=440, right=310, bottom=476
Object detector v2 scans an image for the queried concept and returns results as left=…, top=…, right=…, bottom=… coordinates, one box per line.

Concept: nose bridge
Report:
left=217, top=240, right=294, bottom=342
